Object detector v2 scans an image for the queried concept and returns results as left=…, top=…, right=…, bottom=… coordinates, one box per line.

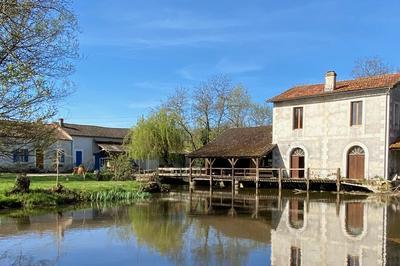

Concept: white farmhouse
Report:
left=270, top=71, right=400, bottom=180
left=0, top=119, right=130, bottom=172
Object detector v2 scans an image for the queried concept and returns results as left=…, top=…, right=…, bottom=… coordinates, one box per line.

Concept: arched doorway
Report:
left=291, top=148, right=305, bottom=178
left=347, top=146, right=365, bottom=179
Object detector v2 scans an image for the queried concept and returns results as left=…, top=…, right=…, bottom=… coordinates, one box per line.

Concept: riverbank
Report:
left=0, top=173, right=149, bottom=209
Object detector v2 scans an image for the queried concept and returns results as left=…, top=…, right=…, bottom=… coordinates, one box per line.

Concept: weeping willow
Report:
left=126, top=109, right=184, bottom=166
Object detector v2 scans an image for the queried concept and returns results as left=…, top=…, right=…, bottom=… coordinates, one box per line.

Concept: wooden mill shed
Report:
left=187, top=126, right=276, bottom=184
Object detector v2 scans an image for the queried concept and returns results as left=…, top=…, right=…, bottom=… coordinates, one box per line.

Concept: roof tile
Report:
left=270, top=73, right=400, bottom=102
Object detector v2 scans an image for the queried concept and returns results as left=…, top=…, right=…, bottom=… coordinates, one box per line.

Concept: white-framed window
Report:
left=13, top=149, right=29, bottom=163
left=55, top=149, right=65, bottom=163
left=293, top=107, right=303, bottom=129
left=350, top=101, right=363, bottom=126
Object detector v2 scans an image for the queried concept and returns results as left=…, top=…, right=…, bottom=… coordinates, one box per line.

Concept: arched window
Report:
left=291, top=148, right=305, bottom=178
left=347, top=146, right=365, bottom=179
left=289, top=199, right=304, bottom=229
left=345, top=202, right=364, bottom=236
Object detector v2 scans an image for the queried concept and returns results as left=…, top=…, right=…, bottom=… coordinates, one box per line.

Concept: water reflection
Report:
left=0, top=187, right=400, bottom=265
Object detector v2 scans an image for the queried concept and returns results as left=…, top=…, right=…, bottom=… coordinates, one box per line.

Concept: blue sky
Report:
left=60, top=0, right=400, bottom=128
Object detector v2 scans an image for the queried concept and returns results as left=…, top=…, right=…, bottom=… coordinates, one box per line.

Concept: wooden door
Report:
left=291, top=148, right=305, bottom=178
left=36, top=149, right=44, bottom=169
left=347, top=146, right=365, bottom=179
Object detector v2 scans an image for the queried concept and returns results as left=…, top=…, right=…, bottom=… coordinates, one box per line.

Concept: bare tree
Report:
left=164, top=87, right=198, bottom=150
left=0, top=0, right=78, bottom=159
left=192, top=75, right=232, bottom=145
left=249, top=103, right=272, bottom=126
left=351, top=56, right=392, bottom=78
left=226, top=85, right=251, bottom=128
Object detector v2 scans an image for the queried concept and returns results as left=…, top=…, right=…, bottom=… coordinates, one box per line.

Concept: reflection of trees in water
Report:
left=0, top=251, right=55, bottom=266
left=191, top=220, right=265, bottom=266
left=115, top=199, right=267, bottom=265
left=128, top=201, right=189, bottom=264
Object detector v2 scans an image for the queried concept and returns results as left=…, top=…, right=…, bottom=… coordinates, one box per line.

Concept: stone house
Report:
left=270, top=72, right=400, bottom=180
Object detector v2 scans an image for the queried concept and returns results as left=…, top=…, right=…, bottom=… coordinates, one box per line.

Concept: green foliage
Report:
left=109, top=154, right=134, bottom=181
left=0, top=173, right=148, bottom=210
left=126, top=109, right=184, bottom=165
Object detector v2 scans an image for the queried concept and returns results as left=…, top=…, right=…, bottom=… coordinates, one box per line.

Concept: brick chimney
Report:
left=58, top=118, right=64, bottom=127
left=324, top=71, right=337, bottom=92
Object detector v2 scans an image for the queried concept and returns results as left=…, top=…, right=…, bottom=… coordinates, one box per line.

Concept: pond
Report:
left=1, top=187, right=400, bottom=265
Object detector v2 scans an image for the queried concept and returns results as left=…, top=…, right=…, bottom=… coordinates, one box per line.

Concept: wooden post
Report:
left=306, top=167, right=310, bottom=191
left=336, top=168, right=341, bottom=192
left=189, top=158, right=194, bottom=187
left=256, top=158, right=260, bottom=188
left=209, top=158, right=216, bottom=187
left=278, top=168, right=282, bottom=190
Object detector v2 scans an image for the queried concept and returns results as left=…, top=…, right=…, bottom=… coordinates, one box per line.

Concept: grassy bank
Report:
left=0, top=173, right=148, bottom=209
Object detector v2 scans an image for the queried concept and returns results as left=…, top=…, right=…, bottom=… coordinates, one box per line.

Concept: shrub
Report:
left=10, top=173, right=30, bottom=194
left=109, top=154, right=134, bottom=181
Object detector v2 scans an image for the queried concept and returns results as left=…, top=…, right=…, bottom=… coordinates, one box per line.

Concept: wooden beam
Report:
left=253, top=157, right=260, bottom=188
left=336, top=168, right=341, bottom=192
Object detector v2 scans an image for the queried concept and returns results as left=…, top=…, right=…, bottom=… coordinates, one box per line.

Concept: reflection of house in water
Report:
left=271, top=199, right=387, bottom=266
left=186, top=187, right=400, bottom=265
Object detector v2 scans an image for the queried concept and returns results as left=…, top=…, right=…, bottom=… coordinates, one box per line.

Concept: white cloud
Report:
left=215, top=58, right=264, bottom=74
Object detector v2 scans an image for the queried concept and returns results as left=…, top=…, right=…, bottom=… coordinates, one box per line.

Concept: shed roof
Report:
left=59, top=123, right=129, bottom=139
left=97, top=142, right=124, bottom=153
left=270, top=73, right=400, bottom=103
left=188, top=125, right=275, bottom=158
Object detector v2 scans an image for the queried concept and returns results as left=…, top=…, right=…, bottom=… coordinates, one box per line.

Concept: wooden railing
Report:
left=157, top=167, right=341, bottom=180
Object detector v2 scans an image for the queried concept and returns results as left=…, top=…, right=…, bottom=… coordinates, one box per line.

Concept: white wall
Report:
left=43, top=140, right=73, bottom=172
left=271, top=200, right=386, bottom=265
left=272, top=89, right=388, bottom=179
left=72, top=136, right=95, bottom=170
left=0, top=140, right=73, bottom=172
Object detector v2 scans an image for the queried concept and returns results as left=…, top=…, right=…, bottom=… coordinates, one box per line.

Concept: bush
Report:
left=10, top=173, right=30, bottom=194
left=109, top=154, right=134, bottom=181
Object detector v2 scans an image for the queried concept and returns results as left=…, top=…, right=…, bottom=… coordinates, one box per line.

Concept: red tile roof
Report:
left=270, top=73, right=400, bottom=102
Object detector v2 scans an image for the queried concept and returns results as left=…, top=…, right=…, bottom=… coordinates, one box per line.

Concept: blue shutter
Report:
left=13, top=150, right=18, bottom=162
left=24, top=149, right=29, bottom=162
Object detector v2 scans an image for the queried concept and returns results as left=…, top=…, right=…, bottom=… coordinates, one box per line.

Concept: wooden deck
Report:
left=155, top=167, right=381, bottom=192
left=157, top=167, right=343, bottom=191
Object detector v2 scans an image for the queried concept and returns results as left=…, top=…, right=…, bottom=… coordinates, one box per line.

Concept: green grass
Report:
left=0, top=173, right=148, bottom=209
